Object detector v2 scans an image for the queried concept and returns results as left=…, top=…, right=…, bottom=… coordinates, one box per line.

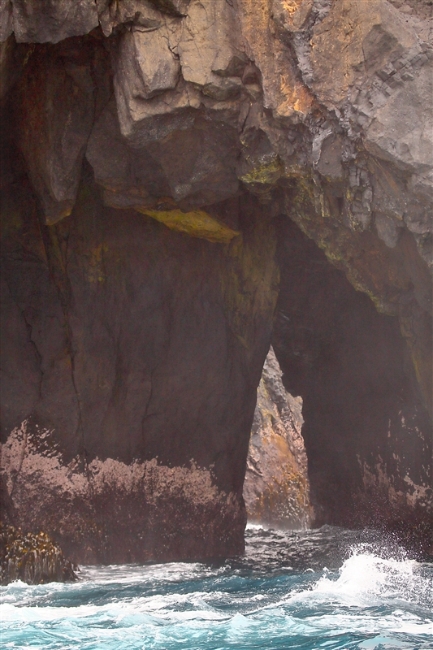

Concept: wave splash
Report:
left=311, top=545, right=432, bottom=608
left=1, top=527, right=432, bottom=650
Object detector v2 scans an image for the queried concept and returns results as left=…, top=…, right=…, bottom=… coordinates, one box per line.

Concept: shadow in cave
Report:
left=271, top=216, right=432, bottom=539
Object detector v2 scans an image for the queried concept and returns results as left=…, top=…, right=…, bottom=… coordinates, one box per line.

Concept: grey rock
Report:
left=98, top=0, right=164, bottom=37
left=316, top=134, right=344, bottom=180
left=309, top=0, right=418, bottom=106
left=0, top=0, right=12, bottom=42
left=116, top=27, right=181, bottom=101
left=409, top=170, right=433, bottom=201
left=12, top=0, right=99, bottom=43
left=178, top=0, right=247, bottom=99
left=114, top=29, right=201, bottom=147
left=364, top=61, right=433, bottom=173
left=374, top=211, right=403, bottom=248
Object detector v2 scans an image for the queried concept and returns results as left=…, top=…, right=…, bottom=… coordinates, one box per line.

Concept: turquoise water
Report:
left=1, top=526, right=432, bottom=649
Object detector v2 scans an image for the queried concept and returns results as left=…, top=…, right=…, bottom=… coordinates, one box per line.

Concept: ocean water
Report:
left=1, top=525, right=432, bottom=650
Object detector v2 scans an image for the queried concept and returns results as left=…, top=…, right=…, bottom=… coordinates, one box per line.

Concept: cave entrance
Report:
left=244, top=216, right=431, bottom=533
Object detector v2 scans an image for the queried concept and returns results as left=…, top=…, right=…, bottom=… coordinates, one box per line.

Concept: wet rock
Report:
left=0, top=524, right=76, bottom=585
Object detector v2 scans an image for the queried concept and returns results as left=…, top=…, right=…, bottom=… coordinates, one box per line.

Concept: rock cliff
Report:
left=0, top=0, right=431, bottom=560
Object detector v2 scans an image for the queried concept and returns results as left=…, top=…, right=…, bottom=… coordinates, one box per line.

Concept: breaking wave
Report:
left=1, top=526, right=432, bottom=649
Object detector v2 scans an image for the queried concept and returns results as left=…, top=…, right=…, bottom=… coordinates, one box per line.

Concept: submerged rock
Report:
left=0, top=524, right=76, bottom=585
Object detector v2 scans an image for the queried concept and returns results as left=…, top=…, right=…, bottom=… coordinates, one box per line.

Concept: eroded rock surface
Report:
left=244, top=348, right=311, bottom=529
left=0, top=0, right=431, bottom=559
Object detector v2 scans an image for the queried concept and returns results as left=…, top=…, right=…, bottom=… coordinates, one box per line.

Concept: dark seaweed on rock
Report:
left=0, top=524, right=77, bottom=586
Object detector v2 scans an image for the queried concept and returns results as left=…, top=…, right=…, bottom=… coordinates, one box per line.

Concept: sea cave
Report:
left=0, top=1, right=432, bottom=646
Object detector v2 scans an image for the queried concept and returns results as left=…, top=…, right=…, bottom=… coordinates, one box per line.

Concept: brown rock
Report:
left=244, top=347, right=311, bottom=529
left=273, top=219, right=432, bottom=529
left=0, top=0, right=12, bottom=42
left=16, top=40, right=97, bottom=224
left=11, top=0, right=99, bottom=43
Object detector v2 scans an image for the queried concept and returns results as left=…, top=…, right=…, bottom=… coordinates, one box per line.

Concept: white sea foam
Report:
left=1, top=530, right=432, bottom=650
left=310, top=548, right=432, bottom=608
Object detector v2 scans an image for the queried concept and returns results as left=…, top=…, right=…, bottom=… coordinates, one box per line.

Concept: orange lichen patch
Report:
left=278, top=74, right=313, bottom=117
left=136, top=208, right=240, bottom=244
left=280, top=0, right=306, bottom=16
left=246, top=462, right=311, bottom=528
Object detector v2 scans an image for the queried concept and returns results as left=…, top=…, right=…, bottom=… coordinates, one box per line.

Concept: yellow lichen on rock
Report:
left=136, top=208, right=240, bottom=244
left=239, top=157, right=284, bottom=185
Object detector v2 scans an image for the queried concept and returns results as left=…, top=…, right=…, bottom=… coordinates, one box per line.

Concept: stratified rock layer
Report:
left=244, top=347, right=311, bottom=529
left=0, top=0, right=432, bottom=559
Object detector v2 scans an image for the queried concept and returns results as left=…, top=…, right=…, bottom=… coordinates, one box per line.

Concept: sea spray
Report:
left=1, top=526, right=432, bottom=650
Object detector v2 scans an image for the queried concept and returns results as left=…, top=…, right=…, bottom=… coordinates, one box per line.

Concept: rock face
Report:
left=0, top=0, right=431, bottom=560
left=0, top=180, right=277, bottom=562
left=273, top=219, right=432, bottom=543
left=244, top=348, right=311, bottom=529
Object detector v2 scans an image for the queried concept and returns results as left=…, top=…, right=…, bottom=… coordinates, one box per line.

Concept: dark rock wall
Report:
left=1, top=170, right=278, bottom=562
left=273, top=219, right=432, bottom=537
